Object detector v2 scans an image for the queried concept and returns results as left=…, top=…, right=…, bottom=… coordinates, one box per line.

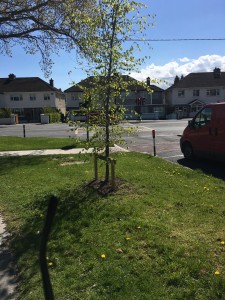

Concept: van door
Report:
left=211, top=106, right=225, bottom=161
left=189, top=106, right=214, bottom=158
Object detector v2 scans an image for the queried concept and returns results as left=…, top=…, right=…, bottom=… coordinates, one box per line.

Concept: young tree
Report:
left=0, top=0, right=96, bottom=76
left=174, top=75, right=180, bottom=84
left=77, top=0, right=153, bottom=182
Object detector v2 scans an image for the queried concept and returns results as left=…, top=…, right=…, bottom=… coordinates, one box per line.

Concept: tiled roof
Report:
left=170, top=71, right=225, bottom=89
left=64, top=75, right=164, bottom=93
left=0, top=76, right=62, bottom=93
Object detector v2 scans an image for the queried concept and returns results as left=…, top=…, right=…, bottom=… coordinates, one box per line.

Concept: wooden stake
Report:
left=110, top=159, right=116, bottom=189
left=94, top=154, right=98, bottom=181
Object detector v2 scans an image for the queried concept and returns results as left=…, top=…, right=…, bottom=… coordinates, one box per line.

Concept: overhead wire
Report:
left=126, top=38, right=225, bottom=42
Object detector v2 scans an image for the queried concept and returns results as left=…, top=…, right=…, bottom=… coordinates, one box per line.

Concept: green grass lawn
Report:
left=0, top=136, right=83, bottom=151
left=1, top=152, right=225, bottom=299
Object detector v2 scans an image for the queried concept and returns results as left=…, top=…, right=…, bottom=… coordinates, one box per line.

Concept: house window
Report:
left=129, top=91, right=137, bottom=98
left=206, top=89, right=220, bottom=96
left=30, top=94, right=36, bottom=101
left=72, top=92, right=82, bottom=100
left=44, top=94, right=50, bottom=100
left=140, top=91, right=148, bottom=99
left=10, top=95, right=23, bottom=101
left=178, top=90, right=185, bottom=97
left=193, top=90, right=200, bottom=96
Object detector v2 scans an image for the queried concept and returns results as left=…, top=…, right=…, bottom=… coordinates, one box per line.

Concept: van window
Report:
left=193, top=107, right=213, bottom=128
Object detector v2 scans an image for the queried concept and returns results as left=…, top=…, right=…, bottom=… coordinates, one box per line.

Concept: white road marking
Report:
left=137, top=126, right=153, bottom=131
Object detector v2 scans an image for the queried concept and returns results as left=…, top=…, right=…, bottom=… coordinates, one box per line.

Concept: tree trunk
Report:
left=105, top=98, right=110, bottom=182
left=104, top=6, right=118, bottom=182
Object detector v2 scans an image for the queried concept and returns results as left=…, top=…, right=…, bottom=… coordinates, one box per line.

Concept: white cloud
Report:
left=179, top=57, right=190, bottom=63
left=130, top=55, right=225, bottom=89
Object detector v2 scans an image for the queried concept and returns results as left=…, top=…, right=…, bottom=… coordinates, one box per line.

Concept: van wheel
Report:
left=182, top=143, right=194, bottom=160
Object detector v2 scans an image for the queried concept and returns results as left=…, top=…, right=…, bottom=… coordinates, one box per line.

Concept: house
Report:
left=64, top=75, right=165, bottom=119
left=165, top=68, right=225, bottom=118
left=0, top=74, right=66, bottom=123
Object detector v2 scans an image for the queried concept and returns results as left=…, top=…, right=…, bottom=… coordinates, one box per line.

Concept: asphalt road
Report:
left=122, top=120, right=225, bottom=181
left=120, top=119, right=188, bottom=162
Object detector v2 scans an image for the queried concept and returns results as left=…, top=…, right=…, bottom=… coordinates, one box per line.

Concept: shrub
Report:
left=49, top=112, right=61, bottom=123
left=0, top=108, right=12, bottom=118
left=41, top=107, right=61, bottom=123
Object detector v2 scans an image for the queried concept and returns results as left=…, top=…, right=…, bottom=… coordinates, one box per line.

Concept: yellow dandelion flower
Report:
left=48, top=262, right=53, bottom=267
left=221, top=241, right=225, bottom=245
left=101, top=254, right=106, bottom=259
left=214, top=271, right=220, bottom=275
left=137, top=226, right=141, bottom=229
left=125, top=237, right=131, bottom=240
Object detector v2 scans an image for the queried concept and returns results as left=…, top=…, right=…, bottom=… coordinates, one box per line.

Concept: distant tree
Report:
left=0, top=0, right=96, bottom=76
left=180, top=75, right=184, bottom=80
left=174, top=75, right=180, bottom=84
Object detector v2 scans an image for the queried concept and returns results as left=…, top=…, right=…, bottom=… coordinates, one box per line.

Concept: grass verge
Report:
left=0, top=152, right=225, bottom=299
left=0, top=136, right=83, bottom=151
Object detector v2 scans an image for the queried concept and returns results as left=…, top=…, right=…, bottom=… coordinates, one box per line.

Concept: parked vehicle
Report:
left=180, top=102, right=225, bottom=161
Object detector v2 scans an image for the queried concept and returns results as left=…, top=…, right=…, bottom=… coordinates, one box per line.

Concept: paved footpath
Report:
left=0, top=216, right=18, bottom=300
left=0, top=145, right=129, bottom=157
left=0, top=145, right=129, bottom=299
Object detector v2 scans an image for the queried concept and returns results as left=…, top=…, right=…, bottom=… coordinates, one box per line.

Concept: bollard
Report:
left=152, top=129, right=156, bottom=156
left=23, top=124, right=26, bottom=138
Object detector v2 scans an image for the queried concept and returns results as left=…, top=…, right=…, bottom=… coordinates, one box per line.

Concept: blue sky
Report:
left=1, top=0, right=225, bottom=90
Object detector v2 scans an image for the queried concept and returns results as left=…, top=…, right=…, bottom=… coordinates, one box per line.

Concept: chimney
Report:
left=146, top=77, right=151, bottom=86
left=213, top=67, right=221, bottom=78
left=8, top=74, right=16, bottom=80
left=49, top=78, right=54, bottom=87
